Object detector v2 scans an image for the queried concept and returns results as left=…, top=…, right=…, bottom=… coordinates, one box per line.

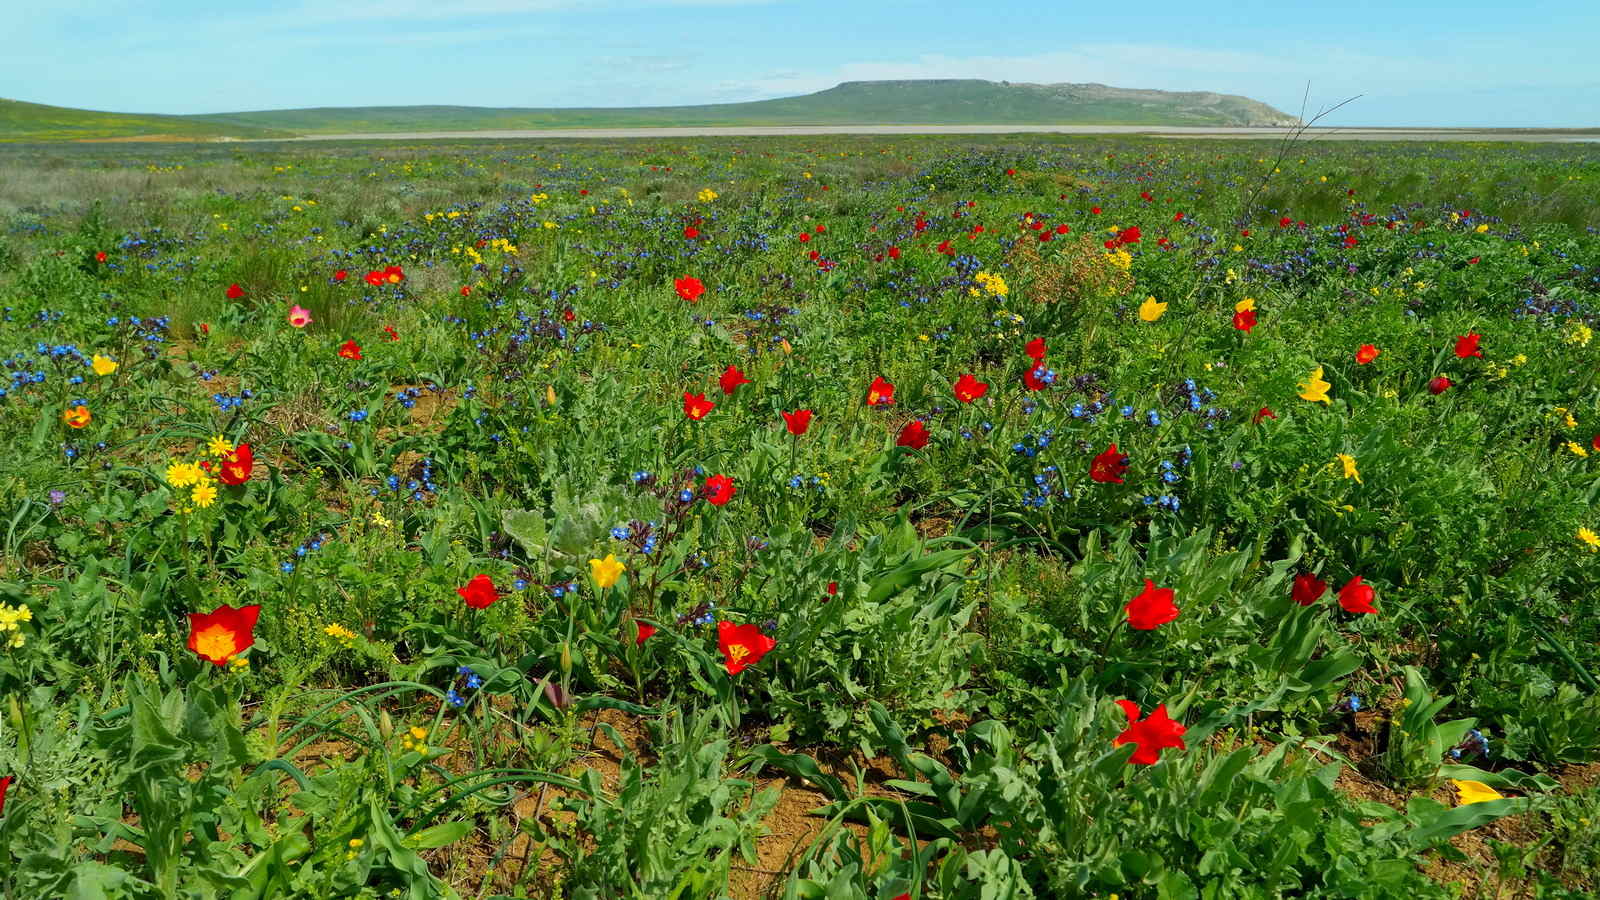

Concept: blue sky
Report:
left=7, top=0, right=1598, bottom=126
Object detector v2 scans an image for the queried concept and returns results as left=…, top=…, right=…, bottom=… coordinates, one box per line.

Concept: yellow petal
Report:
left=1138, top=296, right=1168, bottom=322
left=1451, top=779, right=1505, bottom=806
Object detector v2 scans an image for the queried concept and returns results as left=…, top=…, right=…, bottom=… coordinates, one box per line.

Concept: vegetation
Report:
left=0, top=98, right=291, bottom=143
left=0, top=134, right=1597, bottom=898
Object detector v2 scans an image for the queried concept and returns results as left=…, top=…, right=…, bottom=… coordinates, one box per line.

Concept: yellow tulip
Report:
left=1138, top=296, right=1168, bottom=322
left=1298, top=366, right=1332, bottom=405
left=91, top=355, right=118, bottom=376
left=1336, top=454, right=1361, bottom=484
left=589, top=554, right=625, bottom=589
left=1451, top=779, right=1504, bottom=806
left=1234, top=297, right=1256, bottom=313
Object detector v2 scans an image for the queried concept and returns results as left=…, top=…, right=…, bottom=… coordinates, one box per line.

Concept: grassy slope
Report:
left=0, top=98, right=292, bottom=142
left=190, top=79, right=1300, bottom=133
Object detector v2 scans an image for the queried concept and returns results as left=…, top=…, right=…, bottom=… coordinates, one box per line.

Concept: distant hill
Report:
left=3, top=79, right=1299, bottom=142
left=0, top=98, right=293, bottom=142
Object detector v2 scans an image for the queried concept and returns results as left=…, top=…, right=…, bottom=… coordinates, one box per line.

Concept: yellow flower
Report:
left=91, top=354, right=118, bottom=376
left=1564, top=321, right=1593, bottom=346
left=697, top=188, right=719, bottom=203
left=590, top=554, right=625, bottom=589
left=1474, top=223, right=1489, bottom=234
left=1579, top=528, right=1600, bottom=552
left=1451, top=779, right=1504, bottom=806
left=207, top=435, right=235, bottom=456
left=191, top=481, right=218, bottom=508
left=1138, top=296, right=1168, bottom=322
left=166, top=460, right=203, bottom=487
left=1337, top=454, right=1362, bottom=484
left=1234, top=297, right=1256, bottom=313
left=324, top=623, right=357, bottom=646
left=0, top=601, right=32, bottom=649
left=1298, top=366, right=1332, bottom=405
left=1567, top=441, right=1589, bottom=458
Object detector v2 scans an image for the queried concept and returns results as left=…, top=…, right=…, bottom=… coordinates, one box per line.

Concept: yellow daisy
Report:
left=208, top=435, right=235, bottom=456
left=191, top=481, right=218, bottom=508
left=166, top=460, right=202, bottom=488
left=1579, top=527, right=1600, bottom=552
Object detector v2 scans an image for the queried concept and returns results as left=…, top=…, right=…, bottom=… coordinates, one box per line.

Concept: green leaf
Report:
left=1405, top=798, right=1530, bottom=848
left=406, top=820, right=473, bottom=850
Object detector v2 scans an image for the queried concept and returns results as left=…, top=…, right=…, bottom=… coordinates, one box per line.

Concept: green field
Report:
left=0, top=134, right=1598, bottom=898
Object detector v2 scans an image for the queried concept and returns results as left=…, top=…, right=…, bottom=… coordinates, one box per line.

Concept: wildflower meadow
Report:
left=0, top=134, right=1598, bottom=898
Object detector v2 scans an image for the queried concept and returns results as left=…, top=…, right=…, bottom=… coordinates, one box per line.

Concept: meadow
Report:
left=0, top=133, right=1598, bottom=899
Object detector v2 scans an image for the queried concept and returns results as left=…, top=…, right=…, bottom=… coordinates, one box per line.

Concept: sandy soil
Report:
left=274, top=125, right=1600, bottom=143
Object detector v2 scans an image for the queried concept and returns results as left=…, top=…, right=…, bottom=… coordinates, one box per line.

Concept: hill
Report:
left=195, top=80, right=1299, bottom=133
left=0, top=98, right=293, bottom=142
left=3, top=80, right=1299, bottom=141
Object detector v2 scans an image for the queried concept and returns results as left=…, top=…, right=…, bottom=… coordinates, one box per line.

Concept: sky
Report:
left=6, top=0, right=1598, bottom=127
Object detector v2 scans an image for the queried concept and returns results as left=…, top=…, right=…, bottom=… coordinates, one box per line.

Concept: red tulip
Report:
left=187, top=604, right=262, bottom=665
left=333, top=269, right=348, bottom=281
left=1125, top=579, right=1179, bottom=630
left=1114, top=701, right=1187, bottom=765
left=457, top=574, right=498, bottom=610
left=219, top=443, right=253, bottom=485
left=1253, top=407, right=1276, bottom=425
left=683, top=226, right=699, bottom=239
left=782, top=409, right=813, bottom=435
left=1337, top=576, right=1377, bottom=614
left=865, top=376, right=895, bottom=407
left=1023, top=365, right=1049, bottom=391
left=1428, top=376, right=1453, bottom=395
left=674, top=276, right=705, bottom=303
left=226, top=283, right=245, bottom=300
left=1454, top=333, right=1482, bottom=358
left=1355, top=344, right=1380, bottom=365
left=896, top=419, right=929, bottom=450
left=1292, top=573, right=1328, bottom=606
left=703, top=474, right=736, bottom=506
left=717, top=621, right=775, bottom=675
left=1025, top=337, right=1047, bottom=362
left=719, top=364, right=751, bottom=396
left=1090, top=444, right=1128, bottom=484
left=1232, top=309, right=1257, bottom=332
left=0, top=775, right=11, bottom=817
left=953, top=374, right=988, bottom=403
left=636, top=622, right=656, bottom=645
left=338, top=340, right=362, bottom=361
left=683, top=392, right=715, bottom=420
left=95, top=251, right=108, bottom=263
